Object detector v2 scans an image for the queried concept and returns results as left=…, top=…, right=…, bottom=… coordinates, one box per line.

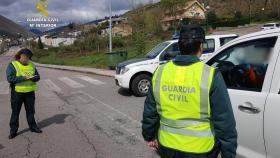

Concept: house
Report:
left=38, top=34, right=76, bottom=47
left=100, top=23, right=132, bottom=37
left=50, top=36, right=76, bottom=47
left=68, top=31, right=82, bottom=37
left=112, top=24, right=132, bottom=37
left=99, top=16, right=128, bottom=26
left=162, top=0, right=206, bottom=30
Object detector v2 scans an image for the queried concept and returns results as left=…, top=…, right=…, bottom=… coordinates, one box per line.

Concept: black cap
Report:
left=20, top=49, right=33, bottom=59
left=179, top=24, right=205, bottom=41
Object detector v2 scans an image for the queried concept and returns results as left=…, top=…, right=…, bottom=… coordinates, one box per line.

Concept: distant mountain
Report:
left=0, top=15, right=33, bottom=38
left=29, top=28, right=42, bottom=35
left=85, top=19, right=104, bottom=25
left=43, top=25, right=67, bottom=34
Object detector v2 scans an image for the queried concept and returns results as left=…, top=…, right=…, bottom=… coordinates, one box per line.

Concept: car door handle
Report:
left=238, top=102, right=261, bottom=114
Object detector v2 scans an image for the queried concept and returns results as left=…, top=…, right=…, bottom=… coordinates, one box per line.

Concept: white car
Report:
left=205, top=28, right=280, bottom=157
left=115, top=34, right=238, bottom=96
left=261, top=23, right=279, bottom=30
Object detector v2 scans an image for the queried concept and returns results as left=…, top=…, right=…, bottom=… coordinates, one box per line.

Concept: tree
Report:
left=207, top=11, right=217, bottom=23
left=160, top=0, right=186, bottom=30
left=67, top=23, right=75, bottom=30
left=130, top=5, right=147, bottom=55
left=144, top=9, right=163, bottom=35
left=37, top=36, right=44, bottom=49
left=0, top=41, right=7, bottom=54
left=234, top=11, right=243, bottom=19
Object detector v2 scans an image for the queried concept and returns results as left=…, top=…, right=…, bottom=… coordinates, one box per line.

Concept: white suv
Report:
left=115, top=34, right=238, bottom=96
left=261, top=23, right=280, bottom=30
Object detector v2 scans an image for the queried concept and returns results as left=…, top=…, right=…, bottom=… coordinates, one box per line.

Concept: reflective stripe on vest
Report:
left=160, top=124, right=213, bottom=138
left=152, top=61, right=215, bottom=153
left=12, top=61, right=38, bottom=93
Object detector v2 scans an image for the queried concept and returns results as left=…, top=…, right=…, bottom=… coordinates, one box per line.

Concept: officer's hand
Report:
left=24, top=76, right=29, bottom=80
left=25, top=76, right=34, bottom=80
left=146, top=139, right=159, bottom=149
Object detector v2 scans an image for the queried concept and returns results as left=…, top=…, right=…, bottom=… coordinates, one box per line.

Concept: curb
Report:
left=35, top=63, right=115, bottom=77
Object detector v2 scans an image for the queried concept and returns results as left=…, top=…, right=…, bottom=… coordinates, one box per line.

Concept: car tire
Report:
left=131, top=74, right=151, bottom=97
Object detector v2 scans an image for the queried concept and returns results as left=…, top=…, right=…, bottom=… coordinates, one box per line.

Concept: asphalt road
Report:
left=0, top=47, right=159, bottom=158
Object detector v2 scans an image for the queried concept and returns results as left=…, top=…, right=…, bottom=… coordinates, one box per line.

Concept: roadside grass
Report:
left=32, top=39, right=162, bottom=69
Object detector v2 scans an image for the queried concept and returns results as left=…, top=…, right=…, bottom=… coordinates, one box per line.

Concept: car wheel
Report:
left=131, top=74, right=151, bottom=97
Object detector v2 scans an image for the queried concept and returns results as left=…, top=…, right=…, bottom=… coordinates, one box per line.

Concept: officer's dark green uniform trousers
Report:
left=9, top=61, right=39, bottom=134
left=152, top=61, right=216, bottom=155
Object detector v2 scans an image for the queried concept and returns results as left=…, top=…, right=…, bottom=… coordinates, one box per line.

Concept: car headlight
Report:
left=120, top=67, right=130, bottom=74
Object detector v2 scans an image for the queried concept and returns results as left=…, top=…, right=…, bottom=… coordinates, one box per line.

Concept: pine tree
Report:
left=37, top=36, right=44, bottom=49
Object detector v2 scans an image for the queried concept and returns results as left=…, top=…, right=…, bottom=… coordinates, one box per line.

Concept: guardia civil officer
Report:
left=142, top=25, right=237, bottom=158
left=6, top=49, right=42, bottom=139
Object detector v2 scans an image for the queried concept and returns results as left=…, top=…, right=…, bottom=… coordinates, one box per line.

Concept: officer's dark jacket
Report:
left=142, top=55, right=237, bottom=158
left=6, top=62, right=40, bottom=90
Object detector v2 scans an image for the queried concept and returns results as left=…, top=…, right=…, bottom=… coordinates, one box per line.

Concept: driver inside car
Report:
left=238, top=46, right=272, bottom=89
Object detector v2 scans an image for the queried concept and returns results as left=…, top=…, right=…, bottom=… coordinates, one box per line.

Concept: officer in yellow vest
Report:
left=6, top=49, right=42, bottom=139
left=142, top=25, right=237, bottom=158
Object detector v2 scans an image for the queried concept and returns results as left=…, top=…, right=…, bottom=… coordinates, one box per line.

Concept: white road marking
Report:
left=42, top=79, right=62, bottom=92
left=76, top=75, right=105, bottom=85
left=59, top=77, right=85, bottom=88
left=0, top=81, right=9, bottom=95
left=72, top=90, right=143, bottom=141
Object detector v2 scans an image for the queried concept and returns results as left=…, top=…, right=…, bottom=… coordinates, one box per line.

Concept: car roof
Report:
left=168, top=34, right=238, bottom=43
left=264, top=23, right=279, bottom=25
left=206, top=34, right=238, bottom=38
left=233, top=28, right=280, bottom=41
left=216, top=28, right=280, bottom=48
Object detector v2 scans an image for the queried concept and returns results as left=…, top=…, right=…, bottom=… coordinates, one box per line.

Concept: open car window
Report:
left=207, top=37, right=278, bottom=92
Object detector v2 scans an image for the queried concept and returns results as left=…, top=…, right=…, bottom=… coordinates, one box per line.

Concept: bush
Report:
left=32, top=49, right=50, bottom=58
left=133, top=31, right=146, bottom=55
left=113, top=37, right=125, bottom=48
left=210, top=17, right=250, bottom=28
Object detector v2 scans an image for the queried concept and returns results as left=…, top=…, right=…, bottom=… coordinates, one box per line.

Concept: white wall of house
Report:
left=37, top=36, right=76, bottom=47
left=51, top=37, right=76, bottom=47
left=68, top=31, right=82, bottom=37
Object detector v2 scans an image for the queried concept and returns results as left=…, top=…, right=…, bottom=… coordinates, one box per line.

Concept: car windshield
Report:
left=145, top=42, right=170, bottom=58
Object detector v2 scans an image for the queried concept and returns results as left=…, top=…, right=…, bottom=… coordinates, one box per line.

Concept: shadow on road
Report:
left=17, top=114, right=71, bottom=135
left=118, top=88, right=133, bottom=97
left=0, top=144, right=4, bottom=150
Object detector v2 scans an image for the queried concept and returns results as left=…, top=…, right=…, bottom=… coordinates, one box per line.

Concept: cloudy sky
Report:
left=0, top=0, right=159, bottom=26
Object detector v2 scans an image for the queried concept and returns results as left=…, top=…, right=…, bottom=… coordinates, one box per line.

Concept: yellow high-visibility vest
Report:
left=152, top=61, right=215, bottom=153
left=12, top=61, right=38, bottom=93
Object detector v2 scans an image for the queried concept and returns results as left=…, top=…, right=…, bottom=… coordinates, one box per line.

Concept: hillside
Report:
left=0, top=15, right=32, bottom=38
left=124, top=0, right=280, bottom=21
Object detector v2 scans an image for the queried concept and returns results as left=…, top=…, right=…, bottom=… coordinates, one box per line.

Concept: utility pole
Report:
left=109, top=0, right=112, bottom=53
left=249, top=0, right=252, bottom=24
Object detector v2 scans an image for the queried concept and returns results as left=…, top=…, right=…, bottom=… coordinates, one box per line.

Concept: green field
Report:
left=32, top=39, right=163, bottom=69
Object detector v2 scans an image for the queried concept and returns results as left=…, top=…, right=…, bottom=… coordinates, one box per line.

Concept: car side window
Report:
left=203, top=39, right=215, bottom=54
left=207, top=37, right=278, bottom=92
left=220, top=36, right=238, bottom=46
left=160, top=43, right=180, bottom=61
